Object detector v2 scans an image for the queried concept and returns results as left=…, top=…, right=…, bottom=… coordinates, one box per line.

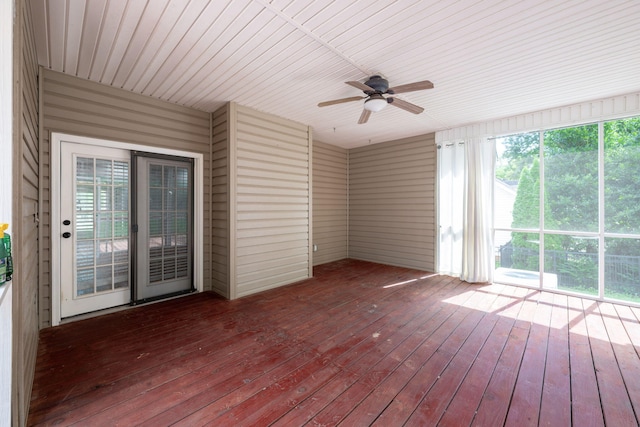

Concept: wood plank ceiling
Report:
left=29, top=0, right=640, bottom=148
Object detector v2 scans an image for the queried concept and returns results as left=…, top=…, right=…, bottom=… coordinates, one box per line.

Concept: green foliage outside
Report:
left=497, top=117, right=640, bottom=299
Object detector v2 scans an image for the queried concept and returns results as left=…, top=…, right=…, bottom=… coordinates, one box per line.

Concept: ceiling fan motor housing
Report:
left=364, top=75, right=389, bottom=93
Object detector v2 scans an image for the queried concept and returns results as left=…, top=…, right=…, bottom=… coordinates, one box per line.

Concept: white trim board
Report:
left=436, top=92, right=640, bottom=143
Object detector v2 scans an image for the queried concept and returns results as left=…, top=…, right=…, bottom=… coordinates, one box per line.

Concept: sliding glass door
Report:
left=58, top=141, right=195, bottom=319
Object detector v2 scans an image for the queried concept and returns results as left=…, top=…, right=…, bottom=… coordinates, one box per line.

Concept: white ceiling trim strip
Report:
left=436, top=92, right=640, bottom=143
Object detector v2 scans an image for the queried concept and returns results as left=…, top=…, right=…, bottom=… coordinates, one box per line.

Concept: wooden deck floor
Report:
left=28, top=259, right=640, bottom=426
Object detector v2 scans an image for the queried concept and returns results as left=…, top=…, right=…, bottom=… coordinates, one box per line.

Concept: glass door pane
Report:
left=149, top=164, right=190, bottom=283
left=60, top=141, right=131, bottom=319
left=135, top=155, right=193, bottom=301
left=75, top=157, right=130, bottom=297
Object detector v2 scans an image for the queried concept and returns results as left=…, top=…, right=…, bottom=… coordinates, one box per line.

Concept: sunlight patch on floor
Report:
left=441, top=281, right=639, bottom=344
left=382, top=273, right=439, bottom=289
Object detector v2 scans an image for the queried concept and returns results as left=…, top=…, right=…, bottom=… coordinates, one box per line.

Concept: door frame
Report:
left=51, top=133, right=204, bottom=326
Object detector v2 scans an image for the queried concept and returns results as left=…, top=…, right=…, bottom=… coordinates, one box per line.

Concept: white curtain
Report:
left=437, top=142, right=465, bottom=277
left=461, top=138, right=495, bottom=283
left=438, top=137, right=495, bottom=283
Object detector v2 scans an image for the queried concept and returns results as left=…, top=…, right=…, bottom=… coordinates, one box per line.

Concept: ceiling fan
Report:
left=318, top=75, right=434, bottom=124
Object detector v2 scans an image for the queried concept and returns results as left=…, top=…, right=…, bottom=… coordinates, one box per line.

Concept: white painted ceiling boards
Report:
left=30, top=0, right=640, bottom=148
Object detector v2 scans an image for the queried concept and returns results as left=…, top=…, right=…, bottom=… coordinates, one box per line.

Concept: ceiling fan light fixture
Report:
left=320, top=76, right=432, bottom=123
left=364, top=95, right=387, bottom=112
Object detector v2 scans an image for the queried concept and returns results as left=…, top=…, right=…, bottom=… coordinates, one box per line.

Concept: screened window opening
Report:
left=494, top=116, right=640, bottom=303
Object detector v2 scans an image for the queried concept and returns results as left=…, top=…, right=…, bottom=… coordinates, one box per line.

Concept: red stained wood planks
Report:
left=27, top=259, right=640, bottom=427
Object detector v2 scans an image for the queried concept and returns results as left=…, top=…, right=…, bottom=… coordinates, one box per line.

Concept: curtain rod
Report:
left=437, top=142, right=465, bottom=148
left=437, top=136, right=500, bottom=148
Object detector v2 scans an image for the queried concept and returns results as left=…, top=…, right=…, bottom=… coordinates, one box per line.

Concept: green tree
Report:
left=604, top=117, right=640, bottom=235
left=501, top=118, right=640, bottom=238
left=510, top=159, right=539, bottom=270
left=496, top=132, right=538, bottom=182
left=544, top=124, right=599, bottom=235
left=510, top=158, right=562, bottom=270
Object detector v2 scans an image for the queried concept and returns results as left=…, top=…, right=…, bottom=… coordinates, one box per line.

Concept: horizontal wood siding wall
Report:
left=210, top=105, right=229, bottom=297
left=40, top=69, right=211, bottom=327
left=349, top=134, right=436, bottom=271
left=14, top=2, right=40, bottom=424
left=313, top=141, right=348, bottom=266
left=234, top=105, right=310, bottom=297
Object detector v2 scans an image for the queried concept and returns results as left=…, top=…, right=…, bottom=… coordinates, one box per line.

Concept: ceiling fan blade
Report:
left=346, top=80, right=374, bottom=92
left=387, top=80, right=434, bottom=94
left=318, top=96, right=364, bottom=107
left=388, top=97, right=424, bottom=114
left=358, top=109, right=371, bottom=124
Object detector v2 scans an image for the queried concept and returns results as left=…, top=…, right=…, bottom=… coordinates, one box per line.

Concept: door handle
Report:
left=62, top=232, right=71, bottom=238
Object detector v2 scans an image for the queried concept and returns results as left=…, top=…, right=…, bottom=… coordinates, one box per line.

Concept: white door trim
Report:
left=51, top=133, right=204, bottom=326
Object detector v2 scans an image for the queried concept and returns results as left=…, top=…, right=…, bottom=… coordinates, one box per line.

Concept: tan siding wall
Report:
left=234, top=105, right=311, bottom=297
left=312, top=141, right=348, bottom=266
left=13, top=1, right=40, bottom=424
left=349, top=134, right=436, bottom=271
left=210, top=105, right=229, bottom=297
left=40, top=69, right=211, bottom=327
